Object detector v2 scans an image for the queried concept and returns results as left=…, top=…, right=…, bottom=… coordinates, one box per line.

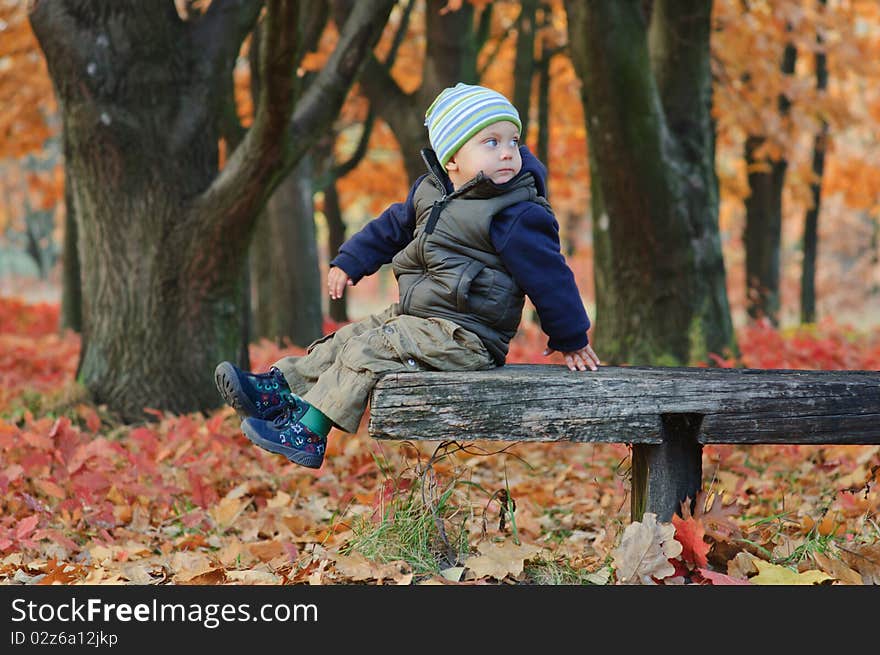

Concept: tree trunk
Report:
left=250, top=207, right=274, bottom=341
left=252, top=158, right=323, bottom=347
left=29, top=0, right=394, bottom=421
left=256, top=154, right=323, bottom=346
left=744, top=41, right=797, bottom=327
left=324, top=180, right=348, bottom=322
left=512, top=0, right=538, bottom=141
left=564, top=0, right=736, bottom=367
left=249, top=6, right=326, bottom=348
left=356, top=0, right=480, bottom=185
left=801, top=0, right=828, bottom=325
left=59, top=159, right=82, bottom=334
left=535, top=47, right=552, bottom=178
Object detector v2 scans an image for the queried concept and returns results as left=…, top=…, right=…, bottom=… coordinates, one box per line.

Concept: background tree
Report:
left=712, top=0, right=878, bottom=328
left=354, top=0, right=493, bottom=184
left=243, top=10, right=329, bottom=349
left=800, top=0, right=829, bottom=325
left=28, top=0, right=395, bottom=421
left=743, top=35, right=797, bottom=327
left=0, top=2, right=74, bottom=330
left=564, top=0, right=736, bottom=366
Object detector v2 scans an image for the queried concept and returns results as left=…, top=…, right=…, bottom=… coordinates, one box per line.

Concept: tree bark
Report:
left=324, top=180, right=348, bottom=323
left=248, top=11, right=326, bottom=348
left=512, top=0, right=538, bottom=141
left=564, top=0, right=736, bottom=367
left=801, top=0, right=828, bottom=325
left=29, top=0, right=394, bottom=421
left=259, top=154, right=323, bottom=346
left=744, top=42, right=797, bottom=327
left=59, top=159, right=82, bottom=333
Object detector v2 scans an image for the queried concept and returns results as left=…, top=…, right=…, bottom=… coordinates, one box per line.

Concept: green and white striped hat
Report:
left=424, top=82, right=522, bottom=167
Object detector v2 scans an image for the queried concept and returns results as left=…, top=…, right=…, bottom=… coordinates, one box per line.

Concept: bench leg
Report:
left=630, top=413, right=703, bottom=523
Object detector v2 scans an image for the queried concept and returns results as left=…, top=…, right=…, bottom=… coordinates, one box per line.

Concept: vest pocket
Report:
left=455, top=260, right=487, bottom=313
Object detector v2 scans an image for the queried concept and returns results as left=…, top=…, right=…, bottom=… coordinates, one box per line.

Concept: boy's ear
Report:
left=444, top=157, right=459, bottom=174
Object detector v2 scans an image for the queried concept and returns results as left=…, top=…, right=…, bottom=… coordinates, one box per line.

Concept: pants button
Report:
left=383, top=326, right=394, bottom=334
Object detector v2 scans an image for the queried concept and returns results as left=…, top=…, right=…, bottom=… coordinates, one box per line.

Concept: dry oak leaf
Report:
left=209, top=496, right=251, bottom=531
left=611, top=512, right=683, bottom=585
left=464, top=540, right=542, bottom=581
left=838, top=544, right=880, bottom=585
left=727, top=551, right=759, bottom=580
left=749, top=560, right=832, bottom=586
left=332, top=552, right=413, bottom=585
left=170, top=552, right=222, bottom=584
left=691, top=491, right=742, bottom=543
left=225, top=569, right=281, bottom=585
left=810, top=551, right=864, bottom=586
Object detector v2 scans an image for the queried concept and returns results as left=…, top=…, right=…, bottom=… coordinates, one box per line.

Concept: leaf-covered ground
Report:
left=1, top=298, right=878, bottom=585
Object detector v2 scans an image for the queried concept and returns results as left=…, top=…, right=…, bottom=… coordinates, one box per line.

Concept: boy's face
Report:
left=445, top=121, right=522, bottom=189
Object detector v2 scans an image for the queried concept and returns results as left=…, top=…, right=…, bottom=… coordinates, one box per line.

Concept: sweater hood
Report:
left=517, top=145, right=548, bottom=198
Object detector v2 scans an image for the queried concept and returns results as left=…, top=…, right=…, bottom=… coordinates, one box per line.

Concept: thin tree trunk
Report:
left=513, top=0, right=538, bottom=141
left=251, top=209, right=275, bottom=341
left=262, top=154, right=323, bottom=346
left=324, top=180, right=348, bottom=322
left=60, top=161, right=81, bottom=333
left=744, top=42, right=797, bottom=327
left=253, top=158, right=324, bottom=350
left=536, top=46, right=552, bottom=176
left=565, top=0, right=736, bottom=366
left=800, top=0, right=828, bottom=325
left=355, top=0, right=478, bottom=185
left=249, top=7, right=327, bottom=348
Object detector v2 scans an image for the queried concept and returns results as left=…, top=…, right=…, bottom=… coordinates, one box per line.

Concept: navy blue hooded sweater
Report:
left=330, top=145, right=591, bottom=357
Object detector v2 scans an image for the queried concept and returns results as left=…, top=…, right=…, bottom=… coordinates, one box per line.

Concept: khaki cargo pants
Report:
left=272, top=304, right=495, bottom=433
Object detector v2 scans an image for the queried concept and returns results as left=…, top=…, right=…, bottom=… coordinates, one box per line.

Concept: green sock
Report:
left=300, top=403, right=332, bottom=437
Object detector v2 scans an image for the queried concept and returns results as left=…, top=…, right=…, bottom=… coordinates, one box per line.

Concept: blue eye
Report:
left=485, top=138, right=498, bottom=147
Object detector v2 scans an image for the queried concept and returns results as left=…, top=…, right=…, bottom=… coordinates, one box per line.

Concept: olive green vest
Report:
left=392, top=166, right=550, bottom=364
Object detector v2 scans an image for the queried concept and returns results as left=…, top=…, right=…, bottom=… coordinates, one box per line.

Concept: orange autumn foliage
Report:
left=0, top=2, right=55, bottom=158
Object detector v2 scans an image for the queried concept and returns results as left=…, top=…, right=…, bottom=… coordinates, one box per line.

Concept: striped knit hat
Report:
left=424, top=83, right=522, bottom=167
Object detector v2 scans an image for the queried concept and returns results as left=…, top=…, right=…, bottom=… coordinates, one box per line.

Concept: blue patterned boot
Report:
left=214, top=361, right=298, bottom=420
left=241, top=409, right=327, bottom=469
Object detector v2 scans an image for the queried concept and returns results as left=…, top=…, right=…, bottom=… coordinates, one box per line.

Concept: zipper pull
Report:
left=425, top=199, right=445, bottom=235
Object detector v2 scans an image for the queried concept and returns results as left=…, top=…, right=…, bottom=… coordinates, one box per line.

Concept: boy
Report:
left=214, top=83, right=600, bottom=469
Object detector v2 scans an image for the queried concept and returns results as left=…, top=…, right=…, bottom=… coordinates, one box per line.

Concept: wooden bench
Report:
left=369, top=364, right=880, bottom=522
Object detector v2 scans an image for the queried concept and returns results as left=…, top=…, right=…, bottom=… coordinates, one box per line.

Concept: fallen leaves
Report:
left=1, top=300, right=879, bottom=586
left=838, top=543, right=880, bottom=585
left=749, top=560, right=833, bottom=585
left=612, top=513, right=683, bottom=584
left=463, top=540, right=542, bottom=581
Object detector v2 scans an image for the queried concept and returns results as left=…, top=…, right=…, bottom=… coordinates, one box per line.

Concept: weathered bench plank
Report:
left=369, top=364, right=880, bottom=521
left=370, top=365, right=880, bottom=445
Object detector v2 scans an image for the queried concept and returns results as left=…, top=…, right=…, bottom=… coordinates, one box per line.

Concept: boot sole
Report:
left=241, top=420, right=325, bottom=469
left=214, top=361, right=259, bottom=418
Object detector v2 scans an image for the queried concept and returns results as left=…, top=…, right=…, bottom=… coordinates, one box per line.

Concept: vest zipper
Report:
left=424, top=200, right=445, bottom=235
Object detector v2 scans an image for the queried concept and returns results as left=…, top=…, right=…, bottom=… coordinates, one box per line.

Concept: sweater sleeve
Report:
left=330, top=175, right=425, bottom=283
left=492, top=204, right=591, bottom=352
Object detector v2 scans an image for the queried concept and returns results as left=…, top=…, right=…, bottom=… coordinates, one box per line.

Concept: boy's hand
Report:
left=328, top=266, right=353, bottom=300
left=543, top=344, right=601, bottom=371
